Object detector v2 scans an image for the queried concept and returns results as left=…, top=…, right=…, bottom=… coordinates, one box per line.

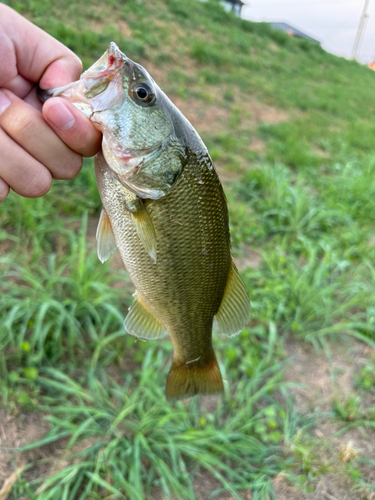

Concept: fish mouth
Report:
left=37, top=42, right=127, bottom=113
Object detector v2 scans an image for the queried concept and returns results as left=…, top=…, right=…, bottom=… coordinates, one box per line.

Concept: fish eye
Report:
left=137, top=87, right=148, bottom=99
left=131, top=83, right=155, bottom=105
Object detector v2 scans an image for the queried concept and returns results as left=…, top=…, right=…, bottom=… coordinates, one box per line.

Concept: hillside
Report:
left=1, top=0, right=375, bottom=499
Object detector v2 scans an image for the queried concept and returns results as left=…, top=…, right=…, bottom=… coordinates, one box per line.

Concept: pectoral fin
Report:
left=215, top=261, right=251, bottom=337
left=131, top=201, right=157, bottom=263
left=96, top=208, right=117, bottom=263
left=124, top=293, right=167, bottom=339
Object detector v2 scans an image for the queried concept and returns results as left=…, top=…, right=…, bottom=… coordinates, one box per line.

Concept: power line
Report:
left=351, top=0, right=371, bottom=60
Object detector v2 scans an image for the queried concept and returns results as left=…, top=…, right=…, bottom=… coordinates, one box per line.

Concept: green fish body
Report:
left=41, top=43, right=250, bottom=399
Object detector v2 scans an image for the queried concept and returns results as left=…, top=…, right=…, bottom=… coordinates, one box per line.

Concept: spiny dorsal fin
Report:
left=96, top=208, right=117, bottom=263
left=215, top=261, right=250, bottom=337
left=131, top=202, right=157, bottom=263
left=124, top=293, right=167, bottom=340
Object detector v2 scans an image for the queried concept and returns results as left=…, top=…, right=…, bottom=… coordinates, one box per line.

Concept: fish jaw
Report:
left=39, top=42, right=127, bottom=119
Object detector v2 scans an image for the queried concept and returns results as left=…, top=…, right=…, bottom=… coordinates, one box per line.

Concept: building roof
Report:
left=269, top=22, right=320, bottom=44
left=224, top=0, right=245, bottom=6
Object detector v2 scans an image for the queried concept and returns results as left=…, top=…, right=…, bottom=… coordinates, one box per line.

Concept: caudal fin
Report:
left=165, top=354, right=224, bottom=400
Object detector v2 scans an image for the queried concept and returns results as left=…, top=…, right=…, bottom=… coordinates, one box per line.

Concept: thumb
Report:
left=43, top=97, right=102, bottom=157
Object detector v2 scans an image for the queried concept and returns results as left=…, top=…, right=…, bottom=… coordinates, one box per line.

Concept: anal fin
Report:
left=166, top=353, right=223, bottom=401
left=124, top=293, right=167, bottom=340
left=131, top=201, right=157, bottom=264
left=215, top=261, right=250, bottom=337
left=96, top=208, right=117, bottom=263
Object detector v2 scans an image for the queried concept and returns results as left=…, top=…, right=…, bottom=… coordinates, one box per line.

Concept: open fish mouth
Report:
left=37, top=42, right=126, bottom=115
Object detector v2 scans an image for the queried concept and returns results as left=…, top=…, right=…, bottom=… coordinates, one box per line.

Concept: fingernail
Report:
left=0, top=92, right=11, bottom=114
left=46, top=100, right=75, bottom=131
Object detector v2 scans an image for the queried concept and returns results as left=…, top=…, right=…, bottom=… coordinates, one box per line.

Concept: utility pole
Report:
left=351, top=0, right=370, bottom=60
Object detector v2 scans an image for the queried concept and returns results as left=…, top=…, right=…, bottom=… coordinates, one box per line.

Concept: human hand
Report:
left=0, top=4, right=102, bottom=202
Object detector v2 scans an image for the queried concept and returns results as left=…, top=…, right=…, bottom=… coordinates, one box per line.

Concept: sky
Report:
left=241, top=0, right=375, bottom=64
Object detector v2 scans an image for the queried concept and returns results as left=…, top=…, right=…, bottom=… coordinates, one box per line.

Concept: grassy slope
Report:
left=1, top=0, right=375, bottom=498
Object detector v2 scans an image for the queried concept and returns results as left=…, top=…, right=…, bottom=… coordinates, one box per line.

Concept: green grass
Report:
left=2, top=0, right=375, bottom=498
left=11, top=349, right=289, bottom=500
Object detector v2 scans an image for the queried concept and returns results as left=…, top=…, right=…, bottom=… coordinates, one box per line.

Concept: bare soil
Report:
left=0, top=410, right=51, bottom=484
left=273, top=338, right=375, bottom=500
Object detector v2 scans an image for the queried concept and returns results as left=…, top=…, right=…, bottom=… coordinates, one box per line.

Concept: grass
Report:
left=11, top=350, right=288, bottom=500
left=1, top=0, right=375, bottom=498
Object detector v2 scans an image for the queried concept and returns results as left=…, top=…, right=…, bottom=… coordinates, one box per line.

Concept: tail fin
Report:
left=165, top=353, right=224, bottom=401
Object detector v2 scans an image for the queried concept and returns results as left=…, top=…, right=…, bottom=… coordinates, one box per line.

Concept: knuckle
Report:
left=68, top=53, right=83, bottom=79
left=57, top=156, right=82, bottom=180
left=72, top=54, right=83, bottom=74
left=27, top=171, right=52, bottom=198
left=6, top=110, right=35, bottom=139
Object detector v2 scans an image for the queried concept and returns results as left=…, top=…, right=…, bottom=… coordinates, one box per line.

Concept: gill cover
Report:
left=39, top=42, right=185, bottom=200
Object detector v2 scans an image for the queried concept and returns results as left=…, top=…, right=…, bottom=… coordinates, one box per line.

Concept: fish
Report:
left=39, top=42, right=250, bottom=400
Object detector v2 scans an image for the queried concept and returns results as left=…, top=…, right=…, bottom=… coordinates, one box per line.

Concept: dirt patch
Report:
left=152, top=470, right=253, bottom=500
left=248, top=136, right=266, bottom=154
left=284, top=337, right=375, bottom=500
left=0, top=410, right=50, bottom=484
left=170, top=94, right=232, bottom=135
left=269, top=42, right=280, bottom=52
left=233, top=245, right=262, bottom=271
left=167, top=93, right=288, bottom=138
left=272, top=471, right=305, bottom=500
left=284, top=338, right=374, bottom=414
left=143, top=56, right=288, bottom=139
left=86, top=6, right=132, bottom=37
left=245, top=99, right=288, bottom=125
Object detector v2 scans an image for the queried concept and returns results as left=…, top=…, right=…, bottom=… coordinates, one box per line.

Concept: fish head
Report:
left=50, top=42, right=173, bottom=156
left=42, top=43, right=203, bottom=199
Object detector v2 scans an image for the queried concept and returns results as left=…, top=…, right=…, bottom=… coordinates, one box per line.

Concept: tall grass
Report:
left=13, top=345, right=290, bottom=500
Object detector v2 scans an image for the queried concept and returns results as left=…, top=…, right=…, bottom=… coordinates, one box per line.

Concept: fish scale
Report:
left=39, top=42, right=250, bottom=400
left=96, top=151, right=231, bottom=368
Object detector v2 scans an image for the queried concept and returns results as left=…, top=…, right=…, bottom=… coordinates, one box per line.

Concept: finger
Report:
left=2, top=74, right=33, bottom=100
left=0, top=177, right=10, bottom=202
left=0, top=5, right=82, bottom=88
left=0, top=90, right=82, bottom=180
left=23, top=86, right=43, bottom=112
left=0, top=128, right=52, bottom=198
left=0, top=30, right=32, bottom=98
left=43, top=97, right=102, bottom=157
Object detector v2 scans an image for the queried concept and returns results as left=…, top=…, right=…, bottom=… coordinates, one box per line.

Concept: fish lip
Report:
left=108, top=42, right=126, bottom=62
left=36, top=82, right=80, bottom=103
left=85, top=42, right=126, bottom=79
left=37, top=42, right=127, bottom=106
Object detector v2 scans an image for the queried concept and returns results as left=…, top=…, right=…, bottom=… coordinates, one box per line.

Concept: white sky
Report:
left=241, top=0, right=375, bottom=63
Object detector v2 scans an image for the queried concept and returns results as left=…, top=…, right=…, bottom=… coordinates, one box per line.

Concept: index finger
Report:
left=0, top=4, right=82, bottom=88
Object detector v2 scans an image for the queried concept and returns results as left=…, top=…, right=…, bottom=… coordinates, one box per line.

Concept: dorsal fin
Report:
left=124, top=293, right=167, bottom=339
left=96, top=208, right=117, bottom=263
left=215, top=261, right=250, bottom=337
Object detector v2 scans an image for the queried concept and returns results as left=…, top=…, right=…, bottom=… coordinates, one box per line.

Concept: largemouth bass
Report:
left=39, top=43, right=250, bottom=400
